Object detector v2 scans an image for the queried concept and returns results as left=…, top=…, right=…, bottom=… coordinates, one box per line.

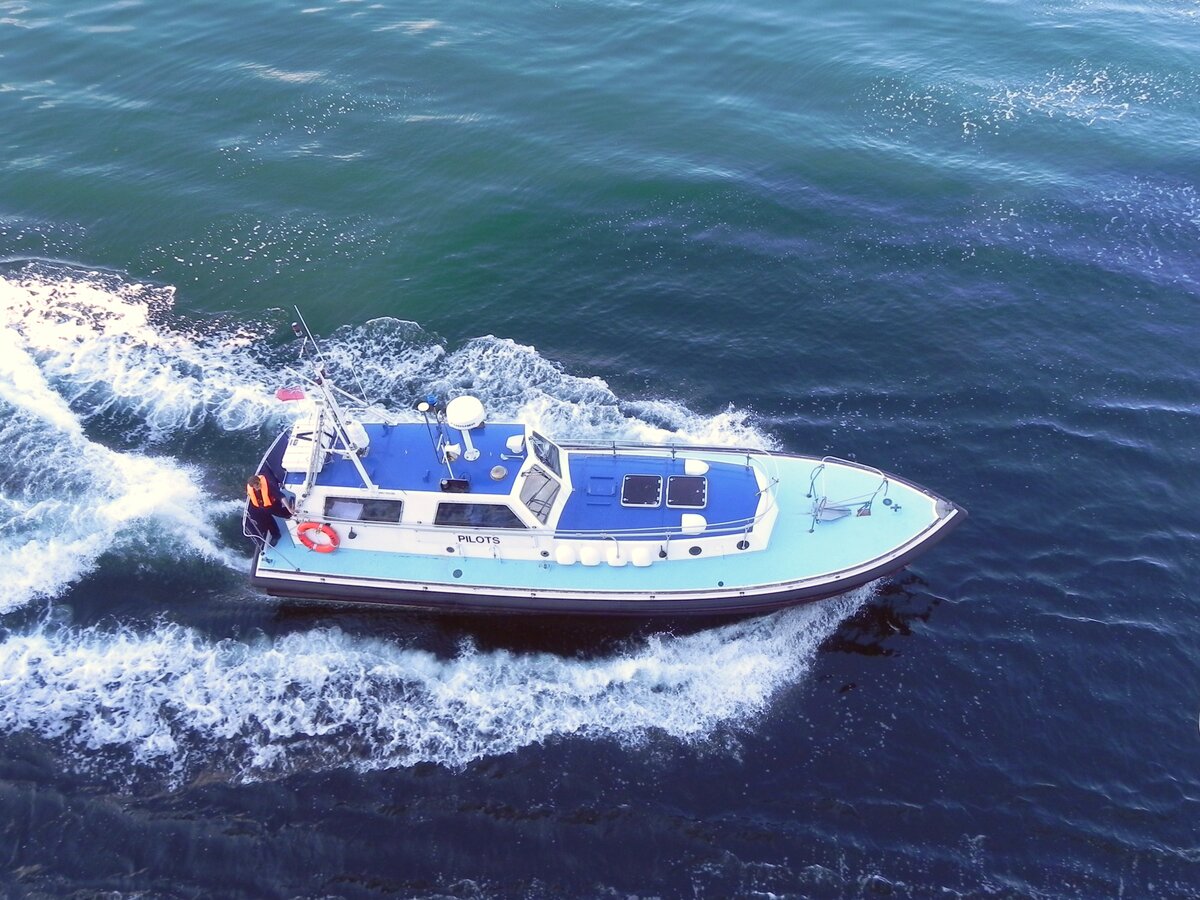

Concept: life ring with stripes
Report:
left=297, top=521, right=339, bottom=553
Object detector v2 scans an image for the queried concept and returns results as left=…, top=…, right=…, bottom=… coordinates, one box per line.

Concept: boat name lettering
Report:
left=458, top=535, right=501, bottom=544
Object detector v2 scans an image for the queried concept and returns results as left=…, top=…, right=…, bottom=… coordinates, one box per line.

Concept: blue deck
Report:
left=283, top=422, right=526, bottom=495
left=556, top=452, right=760, bottom=538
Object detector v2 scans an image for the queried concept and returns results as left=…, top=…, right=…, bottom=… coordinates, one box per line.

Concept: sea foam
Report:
left=0, top=270, right=258, bottom=611
left=0, top=592, right=863, bottom=783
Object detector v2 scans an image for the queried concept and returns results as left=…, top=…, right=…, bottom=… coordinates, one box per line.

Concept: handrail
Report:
left=806, top=456, right=890, bottom=533
left=819, top=455, right=886, bottom=479
left=559, top=439, right=779, bottom=455
left=317, top=507, right=772, bottom=540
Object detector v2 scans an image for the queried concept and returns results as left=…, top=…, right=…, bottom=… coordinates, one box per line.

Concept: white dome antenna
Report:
left=445, top=396, right=486, bottom=462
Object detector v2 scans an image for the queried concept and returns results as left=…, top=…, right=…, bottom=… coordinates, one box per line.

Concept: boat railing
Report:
left=818, top=455, right=887, bottom=479
left=805, top=456, right=890, bottom=533
left=559, top=439, right=784, bottom=458
left=315, top=480, right=778, bottom=541
left=561, top=439, right=782, bottom=499
left=552, top=515, right=763, bottom=540
left=314, top=509, right=772, bottom=542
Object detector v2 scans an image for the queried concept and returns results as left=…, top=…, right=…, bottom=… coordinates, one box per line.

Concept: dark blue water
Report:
left=3, top=0, right=1199, bottom=896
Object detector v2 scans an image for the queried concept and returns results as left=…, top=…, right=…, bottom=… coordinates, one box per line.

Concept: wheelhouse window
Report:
left=519, top=465, right=561, bottom=524
left=324, top=496, right=404, bottom=523
left=529, top=432, right=562, bottom=478
left=434, top=502, right=527, bottom=529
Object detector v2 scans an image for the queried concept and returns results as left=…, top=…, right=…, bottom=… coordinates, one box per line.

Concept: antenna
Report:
left=292, top=306, right=372, bottom=404
left=416, top=395, right=458, bottom=480
left=292, top=307, right=327, bottom=368
left=291, top=321, right=307, bottom=358
left=417, top=398, right=440, bottom=459
left=285, top=309, right=383, bottom=493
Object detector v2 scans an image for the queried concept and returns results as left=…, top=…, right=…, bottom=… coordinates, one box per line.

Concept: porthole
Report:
left=688, top=546, right=702, bottom=556
left=452, top=569, right=463, bottom=578
left=736, top=540, right=750, bottom=550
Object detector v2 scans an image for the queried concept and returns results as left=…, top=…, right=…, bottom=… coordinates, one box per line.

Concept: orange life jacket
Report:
left=246, top=474, right=274, bottom=509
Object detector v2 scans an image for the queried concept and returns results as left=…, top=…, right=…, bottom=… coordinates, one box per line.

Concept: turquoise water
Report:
left=2, top=0, right=1199, bottom=896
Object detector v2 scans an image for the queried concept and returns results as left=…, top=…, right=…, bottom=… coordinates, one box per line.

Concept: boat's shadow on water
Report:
left=818, top=573, right=942, bottom=657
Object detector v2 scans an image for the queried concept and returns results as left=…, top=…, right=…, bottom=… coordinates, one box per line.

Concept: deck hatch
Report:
left=666, top=475, right=708, bottom=509
left=621, top=474, right=662, bottom=507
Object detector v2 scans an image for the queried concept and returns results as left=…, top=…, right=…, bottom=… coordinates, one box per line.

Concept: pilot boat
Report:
left=244, top=330, right=966, bottom=616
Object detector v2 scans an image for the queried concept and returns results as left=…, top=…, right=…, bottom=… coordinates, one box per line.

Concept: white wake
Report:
left=0, top=263, right=860, bottom=781
left=0, top=593, right=863, bottom=782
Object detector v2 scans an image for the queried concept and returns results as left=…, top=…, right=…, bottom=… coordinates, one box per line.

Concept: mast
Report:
left=291, top=309, right=387, bottom=495
left=310, top=366, right=379, bottom=492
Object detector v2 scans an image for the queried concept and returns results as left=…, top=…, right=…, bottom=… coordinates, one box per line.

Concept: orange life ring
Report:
left=297, top=521, right=339, bottom=553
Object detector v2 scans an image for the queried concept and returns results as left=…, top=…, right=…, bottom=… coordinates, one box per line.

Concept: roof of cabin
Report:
left=556, top=452, right=760, bottom=538
left=283, top=422, right=527, bottom=496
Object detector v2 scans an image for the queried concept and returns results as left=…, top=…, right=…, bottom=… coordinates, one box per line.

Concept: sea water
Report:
left=1, top=0, right=1198, bottom=895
